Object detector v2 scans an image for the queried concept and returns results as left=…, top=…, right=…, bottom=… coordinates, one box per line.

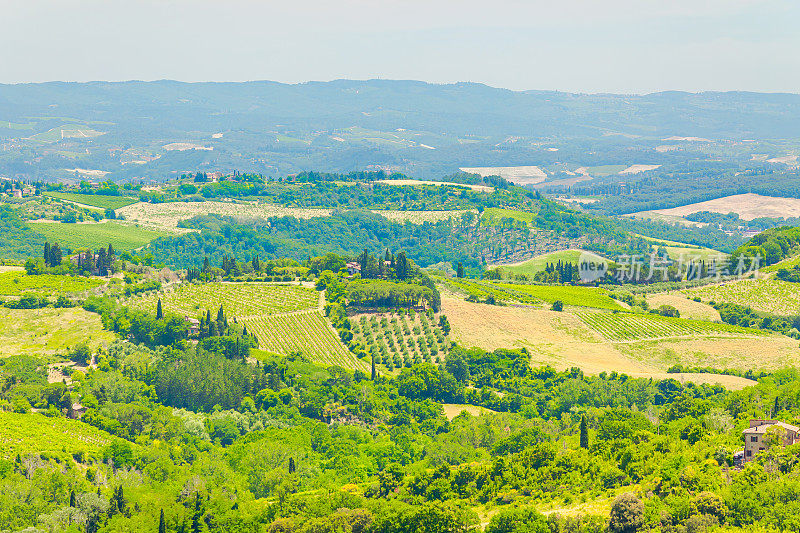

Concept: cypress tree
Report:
left=371, top=353, right=377, bottom=380
left=774, top=395, right=780, bottom=417
left=289, top=457, right=296, bottom=474
left=457, top=262, right=464, bottom=278
left=580, top=416, right=589, bottom=449
left=159, top=509, right=166, bottom=533
left=156, top=299, right=163, bottom=320
left=69, top=489, right=76, bottom=507
left=44, top=242, right=51, bottom=265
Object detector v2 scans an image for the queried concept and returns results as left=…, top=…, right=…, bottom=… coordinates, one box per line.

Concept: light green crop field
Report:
left=498, top=283, right=625, bottom=311
left=242, top=310, right=367, bottom=371
left=0, top=412, right=115, bottom=459
left=43, top=192, right=139, bottom=210
left=481, top=207, right=537, bottom=226
left=124, top=282, right=320, bottom=318
left=496, top=249, right=611, bottom=277
left=1, top=120, right=35, bottom=130
left=763, top=254, right=800, bottom=273
left=29, top=125, right=105, bottom=143
left=630, top=233, right=725, bottom=262
left=29, top=221, right=164, bottom=250
left=0, top=272, right=102, bottom=296
left=0, top=307, right=117, bottom=357
left=683, top=278, right=800, bottom=316
left=576, top=311, right=766, bottom=342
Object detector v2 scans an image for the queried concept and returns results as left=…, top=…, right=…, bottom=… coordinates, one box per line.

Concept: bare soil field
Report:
left=117, top=201, right=466, bottom=232
left=375, top=179, right=493, bottom=192
left=640, top=193, right=800, bottom=221
left=162, top=142, right=213, bottom=151
left=459, top=166, right=547, bottom=185
left=442, top=404, right=497, bottom=420
left=117, top=201, right=333, bottom=232
left=373, top=209, right=476, bottom=224
left=443, top=297, right=777, bottom=389
left=645, top=293, right=721, bottom=321
left=620, top=164, right=661, bottom=174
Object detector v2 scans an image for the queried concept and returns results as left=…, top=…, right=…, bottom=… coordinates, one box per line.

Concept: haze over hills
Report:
left=2, top=79, right=800, bottom=180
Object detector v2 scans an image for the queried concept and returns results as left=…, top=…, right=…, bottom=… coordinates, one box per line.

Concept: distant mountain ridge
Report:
left=0, top=80, right=799, bottom=179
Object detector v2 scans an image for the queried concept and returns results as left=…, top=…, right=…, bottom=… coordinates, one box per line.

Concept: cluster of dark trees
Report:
left=534, top=261, right=578, bottom=284
left=357, top=249, right=410, bottom=280
left=42, top=242, right=62, bottom=267
left=76, top=244, right=116, bottom=276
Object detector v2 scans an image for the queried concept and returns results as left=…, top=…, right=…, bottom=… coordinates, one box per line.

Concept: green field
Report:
left=0, top=307, right=117, bottom=356
left=125, top=282, right=320, bottom=318
left=0, top=412, right=115, bottom=459
left=496, top=249, right=611, bottom=277
left=0, top=271, right=102, bottom=296
left=242, top=310, right=367, bottom=370
left=498, top=283, right=625, bottom=310
left=576, top=311, right=765, bottom=341
left=481, top=207, right=537, bottom=226
left=29, top=221, right=164, bottom=250
left=43, top=192, right=139, bottom=210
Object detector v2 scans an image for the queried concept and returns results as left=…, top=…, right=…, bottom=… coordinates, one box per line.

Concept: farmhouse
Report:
left=742, top=419, right=800, bottom=461
left=346, top=262, right=361, bottom=276
left=185, top=316, right=200, bottom=336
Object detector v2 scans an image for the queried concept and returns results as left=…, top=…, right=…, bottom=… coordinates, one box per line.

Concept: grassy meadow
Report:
left=0, top=307, right=116, bottom=356
left=495, top=249, right=611, bottom=277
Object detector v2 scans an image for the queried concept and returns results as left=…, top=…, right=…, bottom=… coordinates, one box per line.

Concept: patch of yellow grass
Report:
left=0, top=307, right=116, bottom=357
left=645, top=293, right=721, bottom=321
left=443, top=297, right=775, bottom=389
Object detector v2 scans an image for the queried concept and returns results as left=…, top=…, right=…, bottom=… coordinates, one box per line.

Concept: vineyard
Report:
left=350, top=309, right=450, bottom=372
left=242, top=310, right=367, bottom=371
left=0, top=272, right=102, bottom=296
left=43, top=192, right=139, bottom=210
left=500, top=284, right=624, bottom=310
left=683, top=278, right=800, bottom=316
left=29, top=221, right=165, bottom=250
left=576, top=311, right=766, bottom=342
left=439, top=276, right=624, bottom=311
left=0, top=412, right=116, bottom=459
left=124, top=282, right=319, bottom=318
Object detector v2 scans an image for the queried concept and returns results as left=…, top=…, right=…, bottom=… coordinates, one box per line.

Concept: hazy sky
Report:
left=1, top=0, right=797, bottom=93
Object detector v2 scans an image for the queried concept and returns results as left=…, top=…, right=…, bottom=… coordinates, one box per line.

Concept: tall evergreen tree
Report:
left=580, top=416, right=589, bottom=449
left=371, top=353, right=377, bottom=380
left=457, top=262, right=464, bottom=278
left=156, top=299, right=163, bottom=320
left=396, top=251, right=408, bottom=280
left=159, top=509, right=166, bottom=533
left=288, top=457, right=296, bottom=474
left=44, top=242, right=51, bottom=265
